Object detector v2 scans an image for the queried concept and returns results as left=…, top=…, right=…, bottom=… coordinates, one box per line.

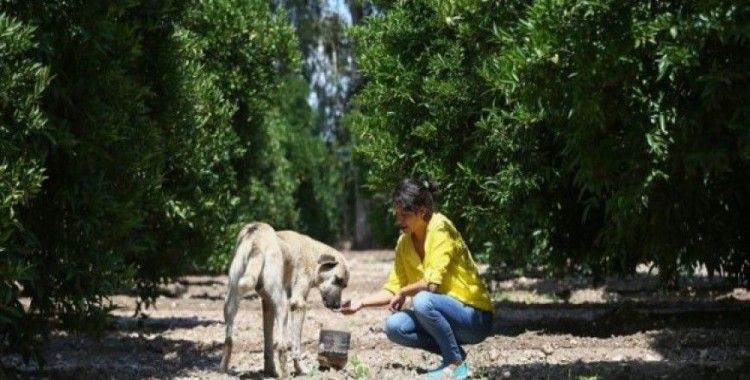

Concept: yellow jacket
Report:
left=383, top=212, right=494, bottom=312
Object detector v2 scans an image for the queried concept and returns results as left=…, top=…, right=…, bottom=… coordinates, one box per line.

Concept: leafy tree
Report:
left=0, top=12, right=51, bottom=360
left=0, top=0, right=308, bottom=360
left=275, top=75, right=343, bottom=243
left=490, top=0, right=750, bottom=282
left=350, top=0, right=750, bottom=283
left=3, top=0, right=167, bottom=345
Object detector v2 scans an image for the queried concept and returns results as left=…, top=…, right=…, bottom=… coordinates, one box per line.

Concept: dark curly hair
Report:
left=392, top=177, right=439, bottom=215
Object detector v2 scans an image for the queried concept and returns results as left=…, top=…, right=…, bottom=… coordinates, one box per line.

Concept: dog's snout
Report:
left=324, top=300, right=340, bottom=309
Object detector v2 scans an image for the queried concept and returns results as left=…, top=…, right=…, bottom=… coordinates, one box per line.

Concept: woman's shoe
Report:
left=423, top=362, right=451, bottom=378
left=452, top=360, right=469, bottom=379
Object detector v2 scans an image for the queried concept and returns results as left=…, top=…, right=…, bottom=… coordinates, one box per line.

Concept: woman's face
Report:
left=393, top=204, right=426, bottom=235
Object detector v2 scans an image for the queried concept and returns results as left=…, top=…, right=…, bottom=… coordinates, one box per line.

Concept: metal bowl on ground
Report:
left=317, top=329, right=350, bottom=370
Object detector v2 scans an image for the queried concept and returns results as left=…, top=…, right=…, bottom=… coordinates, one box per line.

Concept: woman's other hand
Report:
left=388, top=292, right=406, bottom=312
left=337, top=299, right=362, bottom=315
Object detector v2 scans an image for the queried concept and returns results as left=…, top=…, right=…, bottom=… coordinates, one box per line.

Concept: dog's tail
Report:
left=220, top=223, right=266, bottom=372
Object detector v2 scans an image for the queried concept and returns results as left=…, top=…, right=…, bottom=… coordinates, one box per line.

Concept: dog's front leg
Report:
left=288, top=282, right=309, bottom=375
left=261, top=283, right=290, bottom=378
left=290, top=305, right=306, bottom=374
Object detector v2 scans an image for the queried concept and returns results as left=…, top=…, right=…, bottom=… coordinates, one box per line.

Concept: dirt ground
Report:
left=2, top=250, right=750, bottom=379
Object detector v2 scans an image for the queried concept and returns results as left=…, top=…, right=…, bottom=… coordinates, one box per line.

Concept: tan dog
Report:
left=219, top=222, right=349, bottom=377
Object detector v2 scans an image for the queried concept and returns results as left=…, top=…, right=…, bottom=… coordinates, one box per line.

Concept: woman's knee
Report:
left=412, top=291, right=435, bottom=314
left=384, top=313, right=405, bottom=341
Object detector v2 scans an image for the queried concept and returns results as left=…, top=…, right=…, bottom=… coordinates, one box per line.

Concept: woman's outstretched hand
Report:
left=337, top=299, right=362, bottom=315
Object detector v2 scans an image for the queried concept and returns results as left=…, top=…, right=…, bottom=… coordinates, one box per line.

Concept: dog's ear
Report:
left=318, top=253, right=338, bottom=272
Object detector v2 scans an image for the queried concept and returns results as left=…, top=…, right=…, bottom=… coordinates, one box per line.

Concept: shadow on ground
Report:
left=1, top=321, right=224, bottom=380
left=234, top=369, right=268, bottom=379
left=477, top=359, right=750, bottom=380
left=490, top=299, right=750, bottom=379
left=493, top=299, right=750, bottom=337
left=116, top=315, right=221, bottom=332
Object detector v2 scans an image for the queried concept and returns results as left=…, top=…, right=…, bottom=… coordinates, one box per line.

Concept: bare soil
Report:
left=2, top=250, right=750, bottom=379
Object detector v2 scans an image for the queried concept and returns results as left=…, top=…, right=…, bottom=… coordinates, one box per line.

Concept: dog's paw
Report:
left=292, top=358, right=305, bottom=375
left=263, top=367, right=278, bottom=378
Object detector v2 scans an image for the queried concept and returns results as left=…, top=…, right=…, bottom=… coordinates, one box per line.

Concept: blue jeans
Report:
left=384, top=291, right=493, bottom=364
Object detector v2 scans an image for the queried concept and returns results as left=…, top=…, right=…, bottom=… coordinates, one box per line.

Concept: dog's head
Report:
left=316, top=252, right=349, bottom=309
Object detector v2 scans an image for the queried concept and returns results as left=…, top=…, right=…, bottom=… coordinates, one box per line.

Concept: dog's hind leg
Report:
left=219, top=283, right=239, bottom=372
left=260, top=295, right=277, bottom=377
left=274, top=294, right=289, bottom=379
left=258, top=253, right=289, bottom=377
left=219, top=228, right=264, bottom=373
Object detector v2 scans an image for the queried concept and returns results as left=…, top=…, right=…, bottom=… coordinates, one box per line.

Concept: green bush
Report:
left=275, top=75, right=344, bottom=244
left=349, top=0, right=531, bottom=262
left=181, top=0, right=343, bottom=271
left=2, top=1, right=171, bottom=344
left=0, top=12, right=51, bottom=360
left=0, top=0, right=317, bottom=361
left=180, top=1, right=301, bottom=232
left=350, top=0, right=749, bottom=283
left=125, top=1, right=243, bottom=300
left=489, top=0, right=750, bottom=282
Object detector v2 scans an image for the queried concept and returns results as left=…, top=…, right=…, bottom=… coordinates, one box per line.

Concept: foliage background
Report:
left=349, top=0, right=749, bottom=283
left=0, top=0, right=341, bottom=361
left=2, top=0, right=749, bottom=364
